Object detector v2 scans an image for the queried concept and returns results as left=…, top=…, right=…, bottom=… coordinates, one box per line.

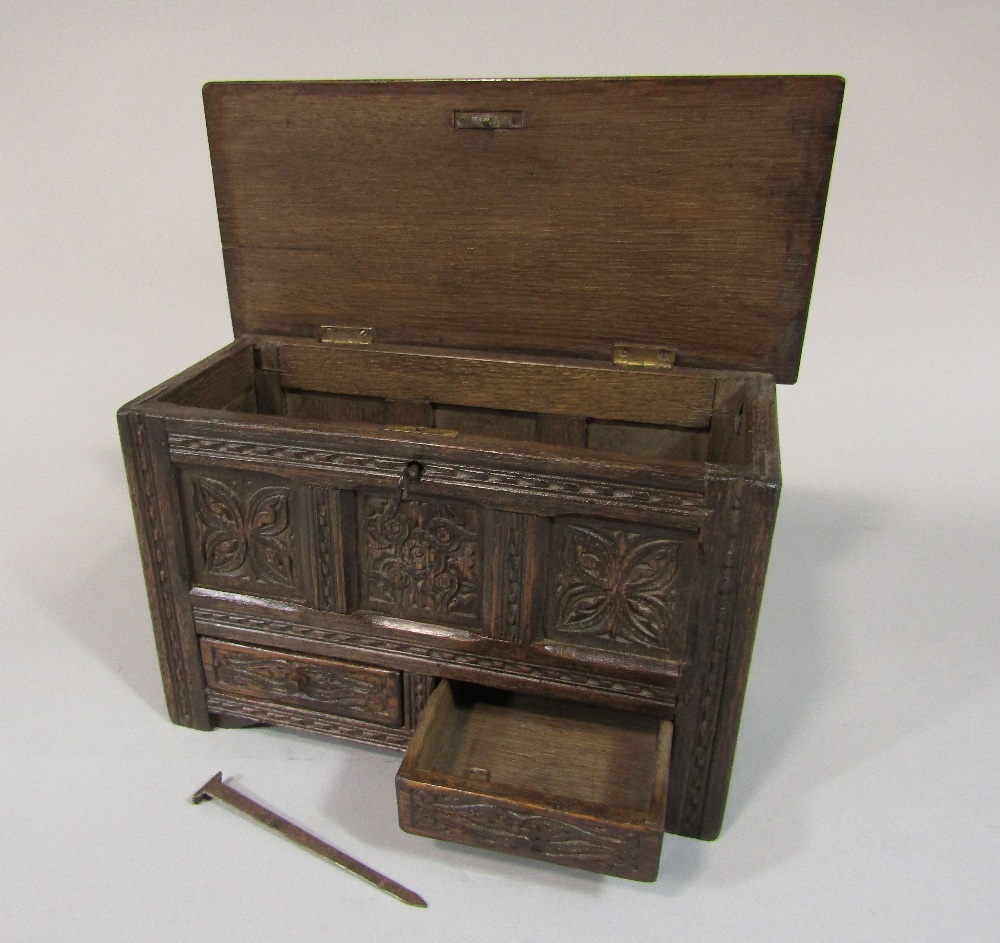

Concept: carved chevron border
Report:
left=125, top=416, right=199, bottom=726
left=205, top=691, right=411, bottom=750
left=679, top=483, right=744, bottom=834
left=193, top=607, right=676, bottom=707
left=167, top=434, right=705, bottom=518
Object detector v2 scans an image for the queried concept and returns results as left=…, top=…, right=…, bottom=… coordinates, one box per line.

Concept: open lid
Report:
left=204, top=76, right=843, bottom=382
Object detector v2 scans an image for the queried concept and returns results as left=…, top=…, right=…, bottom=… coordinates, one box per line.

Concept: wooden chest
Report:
left=119, top=76, right=842, bottom=882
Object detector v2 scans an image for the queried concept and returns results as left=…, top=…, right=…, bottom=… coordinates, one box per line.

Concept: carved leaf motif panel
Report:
left=544, top=519, right=690, bottom=658
left=358, top=493, right=483, bottom=627
left=180, top=470, right=307, bottom=603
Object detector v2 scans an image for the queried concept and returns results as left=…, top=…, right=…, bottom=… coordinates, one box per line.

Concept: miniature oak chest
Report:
left=119, top=76, right=843, bottom=882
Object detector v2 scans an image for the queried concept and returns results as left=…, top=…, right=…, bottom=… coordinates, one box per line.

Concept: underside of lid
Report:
left=204, top=76, right=843, bottom=382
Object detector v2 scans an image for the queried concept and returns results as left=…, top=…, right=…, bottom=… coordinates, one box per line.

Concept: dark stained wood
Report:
left=130, top=337, right=252, bottom=407
left=201, top=637, right=403, bottom=725
left=187, top=590, right=681, bottom=716
left=432, top=404, right=537, bottom=442
left=251, top=341, right=284, bottom=416
left=397, top=681, right=673, bottom=880
left=698, top=476, right=779, bottom=838
left=587, top=420, right=709, bottom=462
left=159, top=404, right=711, bottom=525
left=384, top=399, right=433, bottom=427
left=206, top=690, right=412, bottom=750
left=204, top=77, right=842, bottom=382
left=118, top=410, right=211, bottom=730
left=119, top=74, right=838, bottom=881
left=283, top=390, right=385, bottom=424
left=536, top=414, right=587, bottom=447
left=165, top=341, right=255, bottom=410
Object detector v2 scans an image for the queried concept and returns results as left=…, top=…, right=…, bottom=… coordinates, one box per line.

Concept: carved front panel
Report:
left=180, top=469, right=308, bottom=603
left=358, top=493, right=483, bottom=627
left=542, top=519, right=692, bottom=659
left=201, top=639, right=402, bottom=726
left=398, top=785, right=661, bottom=880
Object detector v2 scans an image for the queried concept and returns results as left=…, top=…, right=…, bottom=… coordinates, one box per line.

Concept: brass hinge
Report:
left=612, top=343, right=676, bottom=370
left=319, top=325, right=374, bottom=346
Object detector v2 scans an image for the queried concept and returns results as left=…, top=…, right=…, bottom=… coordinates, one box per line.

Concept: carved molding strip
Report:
left=680, top=484, right=744, bottom=833
left=312, top=487, right=337, bottom=611
left=205, top=691, right=410, bottom=751
left=130, top=418, right=196, bottom=725
left=167, top=434, right=705, bottom=518
left=431, top=464, right=703, bottom=517
left=497, top=515, right=526, bottom=643
left=193, top=608, right=675, bottom=707
left=403, top=675, right=438, bottom=731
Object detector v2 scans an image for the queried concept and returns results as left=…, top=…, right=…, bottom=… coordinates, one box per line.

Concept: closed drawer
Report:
left=396, top=680, right=672, bottom=881
left=200, top=638, right=403, bottom=727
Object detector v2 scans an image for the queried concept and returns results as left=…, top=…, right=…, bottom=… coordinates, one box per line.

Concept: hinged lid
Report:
left=204, top=76, right=843, bottom=382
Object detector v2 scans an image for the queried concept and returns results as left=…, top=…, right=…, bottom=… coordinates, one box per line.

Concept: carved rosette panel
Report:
left=203, top=641, right=402, bottom=726
left=182, top=471, right=305, bottom=601
left=359, top=493, right=482, bottom=625
left=546, top=521, right=686, bottom=657
left=402, top=787, right=659, bottom=880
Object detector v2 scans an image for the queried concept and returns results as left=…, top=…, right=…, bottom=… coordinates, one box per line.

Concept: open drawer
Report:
left=396, top=681, right=673, bottom=881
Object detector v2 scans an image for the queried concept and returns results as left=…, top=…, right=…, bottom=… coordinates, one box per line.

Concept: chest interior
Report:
left=162, top=336, right=757, bottom=468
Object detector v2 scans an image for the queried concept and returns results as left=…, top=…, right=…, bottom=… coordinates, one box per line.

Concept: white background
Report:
left=2, top=2, right=998, bottom=940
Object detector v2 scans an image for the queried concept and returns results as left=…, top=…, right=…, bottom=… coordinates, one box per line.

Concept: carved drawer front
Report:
left=201, top=639, right=403, bottom=726
left=396, top=681, right=673, bottom=881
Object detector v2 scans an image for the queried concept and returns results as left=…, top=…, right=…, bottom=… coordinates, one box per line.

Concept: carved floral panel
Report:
left=546, top=521, right=687, bottom=656
left=183, top=471, right=304, bottom=601
left=359, top=493, right=482, bottom=625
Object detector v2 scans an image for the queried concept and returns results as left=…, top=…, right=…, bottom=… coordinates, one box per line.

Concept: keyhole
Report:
left=404, top=461, right=423, bottom=486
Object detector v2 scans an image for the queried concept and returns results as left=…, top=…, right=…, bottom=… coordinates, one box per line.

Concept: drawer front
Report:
left=200, top=638, right=403, bottom=726
left=396, top=681, right=672, bottom=881
left=397, top=781, right=663, bottom=881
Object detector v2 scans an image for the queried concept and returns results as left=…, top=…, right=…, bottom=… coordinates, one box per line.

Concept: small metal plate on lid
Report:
left=454, top=110, right=523, bottom=130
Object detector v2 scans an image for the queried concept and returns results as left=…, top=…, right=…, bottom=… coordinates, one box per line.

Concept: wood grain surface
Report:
left=204, top=77, right=843, bottom=381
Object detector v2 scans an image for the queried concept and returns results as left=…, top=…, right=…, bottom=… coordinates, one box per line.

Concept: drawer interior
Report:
left=408, top=682, right=668, bottom=813
left=396, top=680, right=673, bottom=879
